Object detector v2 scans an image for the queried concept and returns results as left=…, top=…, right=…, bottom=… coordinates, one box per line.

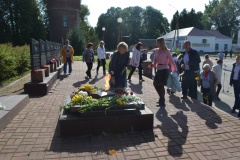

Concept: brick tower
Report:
left=47, top=0, right=81, bottom=43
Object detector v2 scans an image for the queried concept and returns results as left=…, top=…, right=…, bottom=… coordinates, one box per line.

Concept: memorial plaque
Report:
left=46, top=41, right=51, bottom=64
left=30, top=39, right=40, bottom=70
left=39, top=39, right=47, bottom=66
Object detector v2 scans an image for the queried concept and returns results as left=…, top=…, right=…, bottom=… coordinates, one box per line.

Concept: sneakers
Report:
left=127, top=79, right=131, bottom=82
left=139, top=79, right=145, bottom=82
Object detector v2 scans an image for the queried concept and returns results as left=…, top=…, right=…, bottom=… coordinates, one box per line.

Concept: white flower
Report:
left=0, top=103, right=6, bottom=110
left=79, top=91, right=88, bottom=97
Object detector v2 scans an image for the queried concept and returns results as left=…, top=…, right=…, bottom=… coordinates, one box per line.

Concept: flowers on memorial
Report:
left=79, top=84, right=98, bottom=93
left=33, top=70, right=39, bottom=74
left=49, top=58, right=56, bottom=64
left=41, top=65, right=48, bottom=69
left=63, top=85, right=143, bottom=113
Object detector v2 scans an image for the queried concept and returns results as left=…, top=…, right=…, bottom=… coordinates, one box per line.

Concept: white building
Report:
left=162, top=27, right=232, bottom=53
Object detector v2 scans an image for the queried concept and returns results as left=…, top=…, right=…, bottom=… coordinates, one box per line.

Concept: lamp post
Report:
left=117, top=17, right=122, bottom=44
left=102, top=27, right=105, bottom=41
left=169, top=4, right=179, bottom=50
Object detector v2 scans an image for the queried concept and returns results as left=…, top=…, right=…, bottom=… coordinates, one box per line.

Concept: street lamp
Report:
left=102, top=27, right=105, bottom=41
left=169, top=4, right=179, bottom=50
left=117, top=17, right=122, bottom=44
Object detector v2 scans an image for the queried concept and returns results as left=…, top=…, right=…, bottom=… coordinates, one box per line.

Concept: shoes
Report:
left=127, top=79, right=131, bottom=82
left=171, top=91, right=175, bottom=94
left=231, top=108, right=236, bottom=113
left=181, top=96, right=187, bottom=99
left=140, top=79, right=145, bottom=82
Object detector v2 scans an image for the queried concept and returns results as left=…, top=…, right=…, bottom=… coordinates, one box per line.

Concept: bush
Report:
left=0, top=44, right=30, bottom=82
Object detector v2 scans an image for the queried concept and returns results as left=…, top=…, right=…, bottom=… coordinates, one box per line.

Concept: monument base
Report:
left=24, top=64, right=63, bottom=96
left=0, top=95, right=29, bottom=132
left=59, top=106, right=153, bottom=136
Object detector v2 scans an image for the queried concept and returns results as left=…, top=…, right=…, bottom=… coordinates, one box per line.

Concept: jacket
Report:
left=199, top=71, right=217, bottom=95
left=230, top=63, right=240, bottom=86
left=85, top=49, right=94, bottom=63
left=129, top=48, right=141, bottom=67
left=212, top=64, right=222, bottom=84
left=61, top=45, right=74, bottom=63
left=181, top=48, right=201, bottom=72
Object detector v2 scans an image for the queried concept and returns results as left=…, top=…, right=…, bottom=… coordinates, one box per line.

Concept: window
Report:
left=215, top=44, right=219, bottom=51
left=202, top=39, right=207, bottom=44
left=63, top=15, right=68, bottom=27
left=224, top=44, right=228, bottom=51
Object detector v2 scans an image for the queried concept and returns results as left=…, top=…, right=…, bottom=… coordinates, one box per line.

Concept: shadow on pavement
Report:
left=155, top=107, right=188, bottom=157
left=128, top=82, right=143, bottom=94
left=48, top=122, right=155, bottom=154
left=212, top=99, right=235, bottom=116
left=72, top=78, right=89, bottom=88
left=184, top=99, right=222, bottom=129
left=168, top=94, right=190, bottom=111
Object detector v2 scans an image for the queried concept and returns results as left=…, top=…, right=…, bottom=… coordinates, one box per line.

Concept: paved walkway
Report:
left=1, top=61, right=240, bottom=160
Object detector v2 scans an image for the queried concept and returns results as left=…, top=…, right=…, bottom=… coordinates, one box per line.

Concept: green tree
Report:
left=0, top=0, right=47, bottom=46
left=142, top=6, right=169, bottom=38
left=171, top=8, right=204, bottom=30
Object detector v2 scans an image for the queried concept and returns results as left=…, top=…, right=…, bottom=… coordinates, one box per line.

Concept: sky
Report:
left=81, top=0, right=210, bottom=27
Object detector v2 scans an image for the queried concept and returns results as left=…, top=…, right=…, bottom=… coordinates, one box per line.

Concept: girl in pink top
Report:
left=152, top=37, right=177, bottom=106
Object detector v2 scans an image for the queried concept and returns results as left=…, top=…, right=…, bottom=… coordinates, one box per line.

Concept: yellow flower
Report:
left=195, top=76, right=199, bottom=81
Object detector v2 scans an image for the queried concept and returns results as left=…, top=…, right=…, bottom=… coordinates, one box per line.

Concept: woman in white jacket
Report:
left=96, top=41, right=106, bottom=76
left=127, top=42, right=144, bottom=82
left=212, top=59, right=223, bottom=100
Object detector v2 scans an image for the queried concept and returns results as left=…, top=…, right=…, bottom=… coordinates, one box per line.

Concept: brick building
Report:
left=47, top=0, right=81, bottom=43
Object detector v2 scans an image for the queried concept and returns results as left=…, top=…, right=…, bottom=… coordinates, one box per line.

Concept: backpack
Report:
left=82, top=49, right=87, bottom=61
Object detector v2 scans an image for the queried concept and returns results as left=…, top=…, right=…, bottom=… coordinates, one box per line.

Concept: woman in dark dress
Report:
left=109, top=42, right=130, bottom=88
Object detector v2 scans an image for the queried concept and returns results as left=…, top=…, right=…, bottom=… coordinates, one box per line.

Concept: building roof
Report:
left=162, top=27, right=232, bottom=39
left=203, top=30, right=232, bottom=39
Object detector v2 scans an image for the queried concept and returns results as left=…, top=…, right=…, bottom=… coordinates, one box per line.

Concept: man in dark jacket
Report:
left=180, top=40, right=201, bottom=99
left=230, top=56, right=240, bottom=116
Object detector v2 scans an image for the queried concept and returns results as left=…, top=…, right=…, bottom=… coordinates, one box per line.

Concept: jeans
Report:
left=216, top=84, right=222, bottom=98
left=86, top=62, right=93, bottom=78
left=97, top=59, right=106, bottom=75
left=128, top=64, right=143, bottom=80
left=63, top=57, right=72, bottom=74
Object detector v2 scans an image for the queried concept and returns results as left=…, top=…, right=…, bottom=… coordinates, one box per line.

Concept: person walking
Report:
left=128, top=42, right=144, bottom=82
left=180, top=40, right=201, bottom=99
left=85, top=43, right=94, bottom=79
left=199, top=64, right=217, bottom=106
left=218, top=51, right=224, bottom=61
left=96, top=41, right=106, bottom=76
left=152, top=37, right=177, bottom=106
left=212, top=59, right=223, bottom=101
left=109, top=42, right=130, bottom=88
left=230, top=56, right=240, bottom=116
left=202, top=54, right=213, bottom=70
left=61, top=39, right=74, bottom=75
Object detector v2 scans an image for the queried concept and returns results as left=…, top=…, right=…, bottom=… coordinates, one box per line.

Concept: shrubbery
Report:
left=0, top=44, right=30, bottom=83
